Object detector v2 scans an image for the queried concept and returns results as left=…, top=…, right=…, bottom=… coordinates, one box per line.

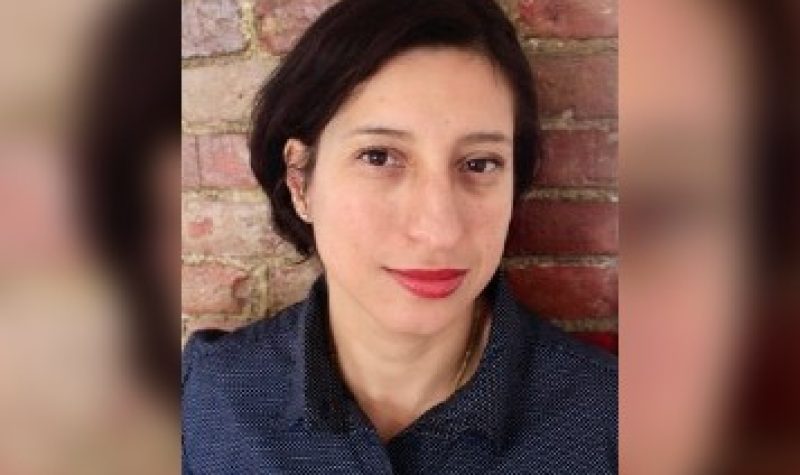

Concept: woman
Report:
left=182, top=0, right=616, bottom=473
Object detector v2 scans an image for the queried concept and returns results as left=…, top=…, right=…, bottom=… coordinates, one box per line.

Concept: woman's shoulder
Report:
left=494, top=274, right=616, bottom=379
left=182, top=301, right=311, bottom=451
left=528, top=316, right=617, bottom=376
left=518, top=313, right=617, bottom=419
left=181, top=300, right=307, bottom=384
left=492, top=272, right=616, bottom=378
left=511, top=313, right=617, bottom=461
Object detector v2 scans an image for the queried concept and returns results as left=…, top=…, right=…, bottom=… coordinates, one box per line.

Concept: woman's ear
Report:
left=283, top=138, right=312, bottom=222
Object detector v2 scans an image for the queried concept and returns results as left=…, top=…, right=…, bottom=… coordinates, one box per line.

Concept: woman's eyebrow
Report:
left=347, top=126, right=413, bottom=140
left=347, top=127, right=511, bottom=145
left=457, top=132, right=512, bottom=146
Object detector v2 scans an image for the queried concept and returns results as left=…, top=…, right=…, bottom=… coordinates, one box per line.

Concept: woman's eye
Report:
left=463, top=157, right=501, bottom=174
left=357, top=148, right=400, bottom=167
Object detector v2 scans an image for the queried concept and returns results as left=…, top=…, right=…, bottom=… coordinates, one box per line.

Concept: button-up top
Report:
left=182, top=270, right=617, bottom=474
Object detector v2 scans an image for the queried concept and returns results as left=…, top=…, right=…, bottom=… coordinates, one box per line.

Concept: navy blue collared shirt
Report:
left=182, top=270, right=617, bottom=474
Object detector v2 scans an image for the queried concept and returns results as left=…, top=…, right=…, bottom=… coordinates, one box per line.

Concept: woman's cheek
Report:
left=313, top=179, right=391, bottom=254
left=470, top=190, right=511, bottom=232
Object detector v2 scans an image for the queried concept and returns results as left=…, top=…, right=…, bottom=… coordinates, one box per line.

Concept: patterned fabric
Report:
left=182, top=269, right=617, bottom=474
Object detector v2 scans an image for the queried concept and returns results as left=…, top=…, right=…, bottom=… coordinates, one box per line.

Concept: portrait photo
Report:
left=181, top=0, right=618, bottom=473
left=2, top=0, right=800, bottom=473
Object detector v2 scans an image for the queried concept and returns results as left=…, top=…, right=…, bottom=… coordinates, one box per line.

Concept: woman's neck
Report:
left=326, top=286, right=489, bottom=442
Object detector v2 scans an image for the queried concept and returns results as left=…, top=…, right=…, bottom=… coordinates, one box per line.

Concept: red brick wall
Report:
left=181, top=0, right=618, bottom=353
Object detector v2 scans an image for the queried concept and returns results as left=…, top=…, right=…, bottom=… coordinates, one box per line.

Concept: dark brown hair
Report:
left=250, top=0, right=540, bottom=258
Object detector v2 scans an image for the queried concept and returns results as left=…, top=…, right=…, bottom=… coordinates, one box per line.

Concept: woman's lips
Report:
left=385, top=268, right=468, bottom=299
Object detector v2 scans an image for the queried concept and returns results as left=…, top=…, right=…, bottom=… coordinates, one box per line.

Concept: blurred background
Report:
left=0, top=0, right=796, bottom=473
left=0, top=0, right=179, bottom=473
left=620, top=0, right=799, bottom=473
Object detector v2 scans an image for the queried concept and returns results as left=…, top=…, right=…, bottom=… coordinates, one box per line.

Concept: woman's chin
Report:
left=364, top=298, right=466, bottom=337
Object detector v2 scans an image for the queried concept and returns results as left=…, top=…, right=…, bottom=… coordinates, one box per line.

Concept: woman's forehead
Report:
left=323, top=47, right=515, bottom=142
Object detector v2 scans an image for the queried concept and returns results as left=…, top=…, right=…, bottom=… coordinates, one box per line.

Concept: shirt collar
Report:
left=283, top=276, right=352, bottom=432
left=284, top=268, right=531, bottom=448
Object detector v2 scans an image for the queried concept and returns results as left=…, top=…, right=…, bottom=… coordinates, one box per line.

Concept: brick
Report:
left=570, top=331, right=618, bottom=354
left=182, top=56, right=280, bottom=127
left=182, top=135, right=200, bottom=187
left=182, top=196, right=295, bottom=257
left=197, top=134, right=258, bottom=187
left=506, top=264, right=617, bottom=318
left=182, top=0, right=247, bottom=58
left=182, top=264, right=251, bottom=314
left=532, top=53, right=617, bottom=119
left=267, top=258, right=322, bottom=312
left=255, top=0, right=338, bottom=55
left=505, top=200, right=618, bottom=255
left=517, top=0, right=617, bottom=38
left=534, top=129, right=617, bottom=186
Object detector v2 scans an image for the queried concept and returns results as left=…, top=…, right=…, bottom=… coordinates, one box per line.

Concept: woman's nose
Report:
left=404, top=173, right=466, bottom=250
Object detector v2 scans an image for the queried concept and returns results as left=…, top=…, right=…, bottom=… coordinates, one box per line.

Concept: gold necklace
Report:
left=452, top=299, right=486, bottom=392
left=327, top=300, right=487, bottom=394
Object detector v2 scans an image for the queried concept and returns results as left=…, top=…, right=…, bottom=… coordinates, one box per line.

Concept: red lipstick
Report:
left=385, top=268, right=467, bottom=299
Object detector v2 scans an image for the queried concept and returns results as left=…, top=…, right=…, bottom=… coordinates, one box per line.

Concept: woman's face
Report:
left=296, top=47, right=515, bottom=336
